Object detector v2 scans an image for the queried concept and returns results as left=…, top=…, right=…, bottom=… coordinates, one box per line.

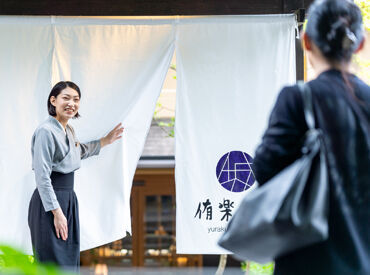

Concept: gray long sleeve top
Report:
left=31, top=116, right=101, bottom=212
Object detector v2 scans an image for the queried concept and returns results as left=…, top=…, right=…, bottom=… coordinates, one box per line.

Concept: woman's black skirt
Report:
left=28, top=171, right=80, bottom=272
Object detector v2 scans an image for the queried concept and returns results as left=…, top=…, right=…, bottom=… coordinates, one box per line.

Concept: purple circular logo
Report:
left=216, top=151, right=255, bottom=192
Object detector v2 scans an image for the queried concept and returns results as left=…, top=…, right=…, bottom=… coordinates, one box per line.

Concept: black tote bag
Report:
left=218, top=82, right=329, bottom=263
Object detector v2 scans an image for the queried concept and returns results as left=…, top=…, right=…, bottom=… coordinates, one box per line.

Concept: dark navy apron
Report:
left=28, top=171, right=80, bottom=272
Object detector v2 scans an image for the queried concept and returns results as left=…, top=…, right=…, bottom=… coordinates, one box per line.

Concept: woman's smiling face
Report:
left=50, top=87, right=80, bottom=121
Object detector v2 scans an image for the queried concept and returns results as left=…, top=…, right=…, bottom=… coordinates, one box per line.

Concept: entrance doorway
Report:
left=80, top=169, right=202, bottom=268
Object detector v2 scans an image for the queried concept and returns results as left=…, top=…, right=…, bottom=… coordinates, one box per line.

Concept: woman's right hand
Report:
left=51, top=208, right=68, bottom=241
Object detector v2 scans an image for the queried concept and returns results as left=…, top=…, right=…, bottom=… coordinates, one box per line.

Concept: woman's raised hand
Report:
left=51, top=208, right=68, bottom=241
left=100, top=123, right=124, bottom=148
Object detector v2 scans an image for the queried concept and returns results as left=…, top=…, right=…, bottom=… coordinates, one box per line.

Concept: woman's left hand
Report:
left=100, top=123, right=124, bottom=148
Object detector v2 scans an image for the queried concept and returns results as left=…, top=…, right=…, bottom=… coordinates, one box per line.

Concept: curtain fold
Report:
left=0, top=16, right=175, bottom=253
left=175, top=15, right=297, bottom=254
left=0, top=16, right=54, bottom=253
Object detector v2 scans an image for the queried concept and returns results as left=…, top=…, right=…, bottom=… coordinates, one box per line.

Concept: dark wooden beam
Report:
left=284, top=0, right=313, bottom=13
left=0, top=0, right=312, bottom=16
left=284, top=0, right=303, bottom=13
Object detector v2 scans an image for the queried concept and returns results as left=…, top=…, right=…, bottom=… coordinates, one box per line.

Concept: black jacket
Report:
left=253, top=69, right=370, bottom=275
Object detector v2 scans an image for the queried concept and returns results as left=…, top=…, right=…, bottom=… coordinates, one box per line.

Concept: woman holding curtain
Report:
left=28, top=81, right=124, bottom=271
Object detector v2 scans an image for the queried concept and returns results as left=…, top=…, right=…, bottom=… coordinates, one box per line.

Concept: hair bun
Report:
left=306, top=0, right=364, bottom=62
left=326, top=18, right=345, bottom=42
left=326, top=17, right=357, bottom=50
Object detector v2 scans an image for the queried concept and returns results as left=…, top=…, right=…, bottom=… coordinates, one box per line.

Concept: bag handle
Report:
left=297, top=81, right=315, bottom=130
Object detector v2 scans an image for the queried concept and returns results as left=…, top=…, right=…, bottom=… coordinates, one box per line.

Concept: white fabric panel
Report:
left=175, top=15, right=297, bottom=254
left=52, top=17, right=175, bottom=251
left=0, top=16, right=175, bottom=253
left=0, top=17, right=54, bottom=253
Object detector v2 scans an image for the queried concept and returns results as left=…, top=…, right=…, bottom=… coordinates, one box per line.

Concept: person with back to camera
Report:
left=252, top=0, right=370, bottom=274
left=28, top=81, right=124, bottom=272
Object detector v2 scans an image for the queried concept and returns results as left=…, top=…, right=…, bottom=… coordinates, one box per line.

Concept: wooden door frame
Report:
left=132, top=170, right=175, bottom=266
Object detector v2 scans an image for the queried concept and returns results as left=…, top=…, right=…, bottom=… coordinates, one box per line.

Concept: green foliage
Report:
left=355, top=0, right=370, bottom=31
left=0, top=245, right=74, bottom=275
left=154, top=115, right=175, bottom=137
left=153, top=62, right=176, bottom=138
left=241, top=261, right=274, bottom=275
left=153, top=102, right=162, bottom=117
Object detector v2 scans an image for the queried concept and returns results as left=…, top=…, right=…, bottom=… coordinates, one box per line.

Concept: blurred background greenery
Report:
left=0, top=245, right=74, bottom=275
left=241, top=261, right=274, bottom=275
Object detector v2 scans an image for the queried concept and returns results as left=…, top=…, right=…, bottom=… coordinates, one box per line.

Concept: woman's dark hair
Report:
left=306, top=0, right=364, bottom=63
left=48, top=81, right=81, bottom=119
